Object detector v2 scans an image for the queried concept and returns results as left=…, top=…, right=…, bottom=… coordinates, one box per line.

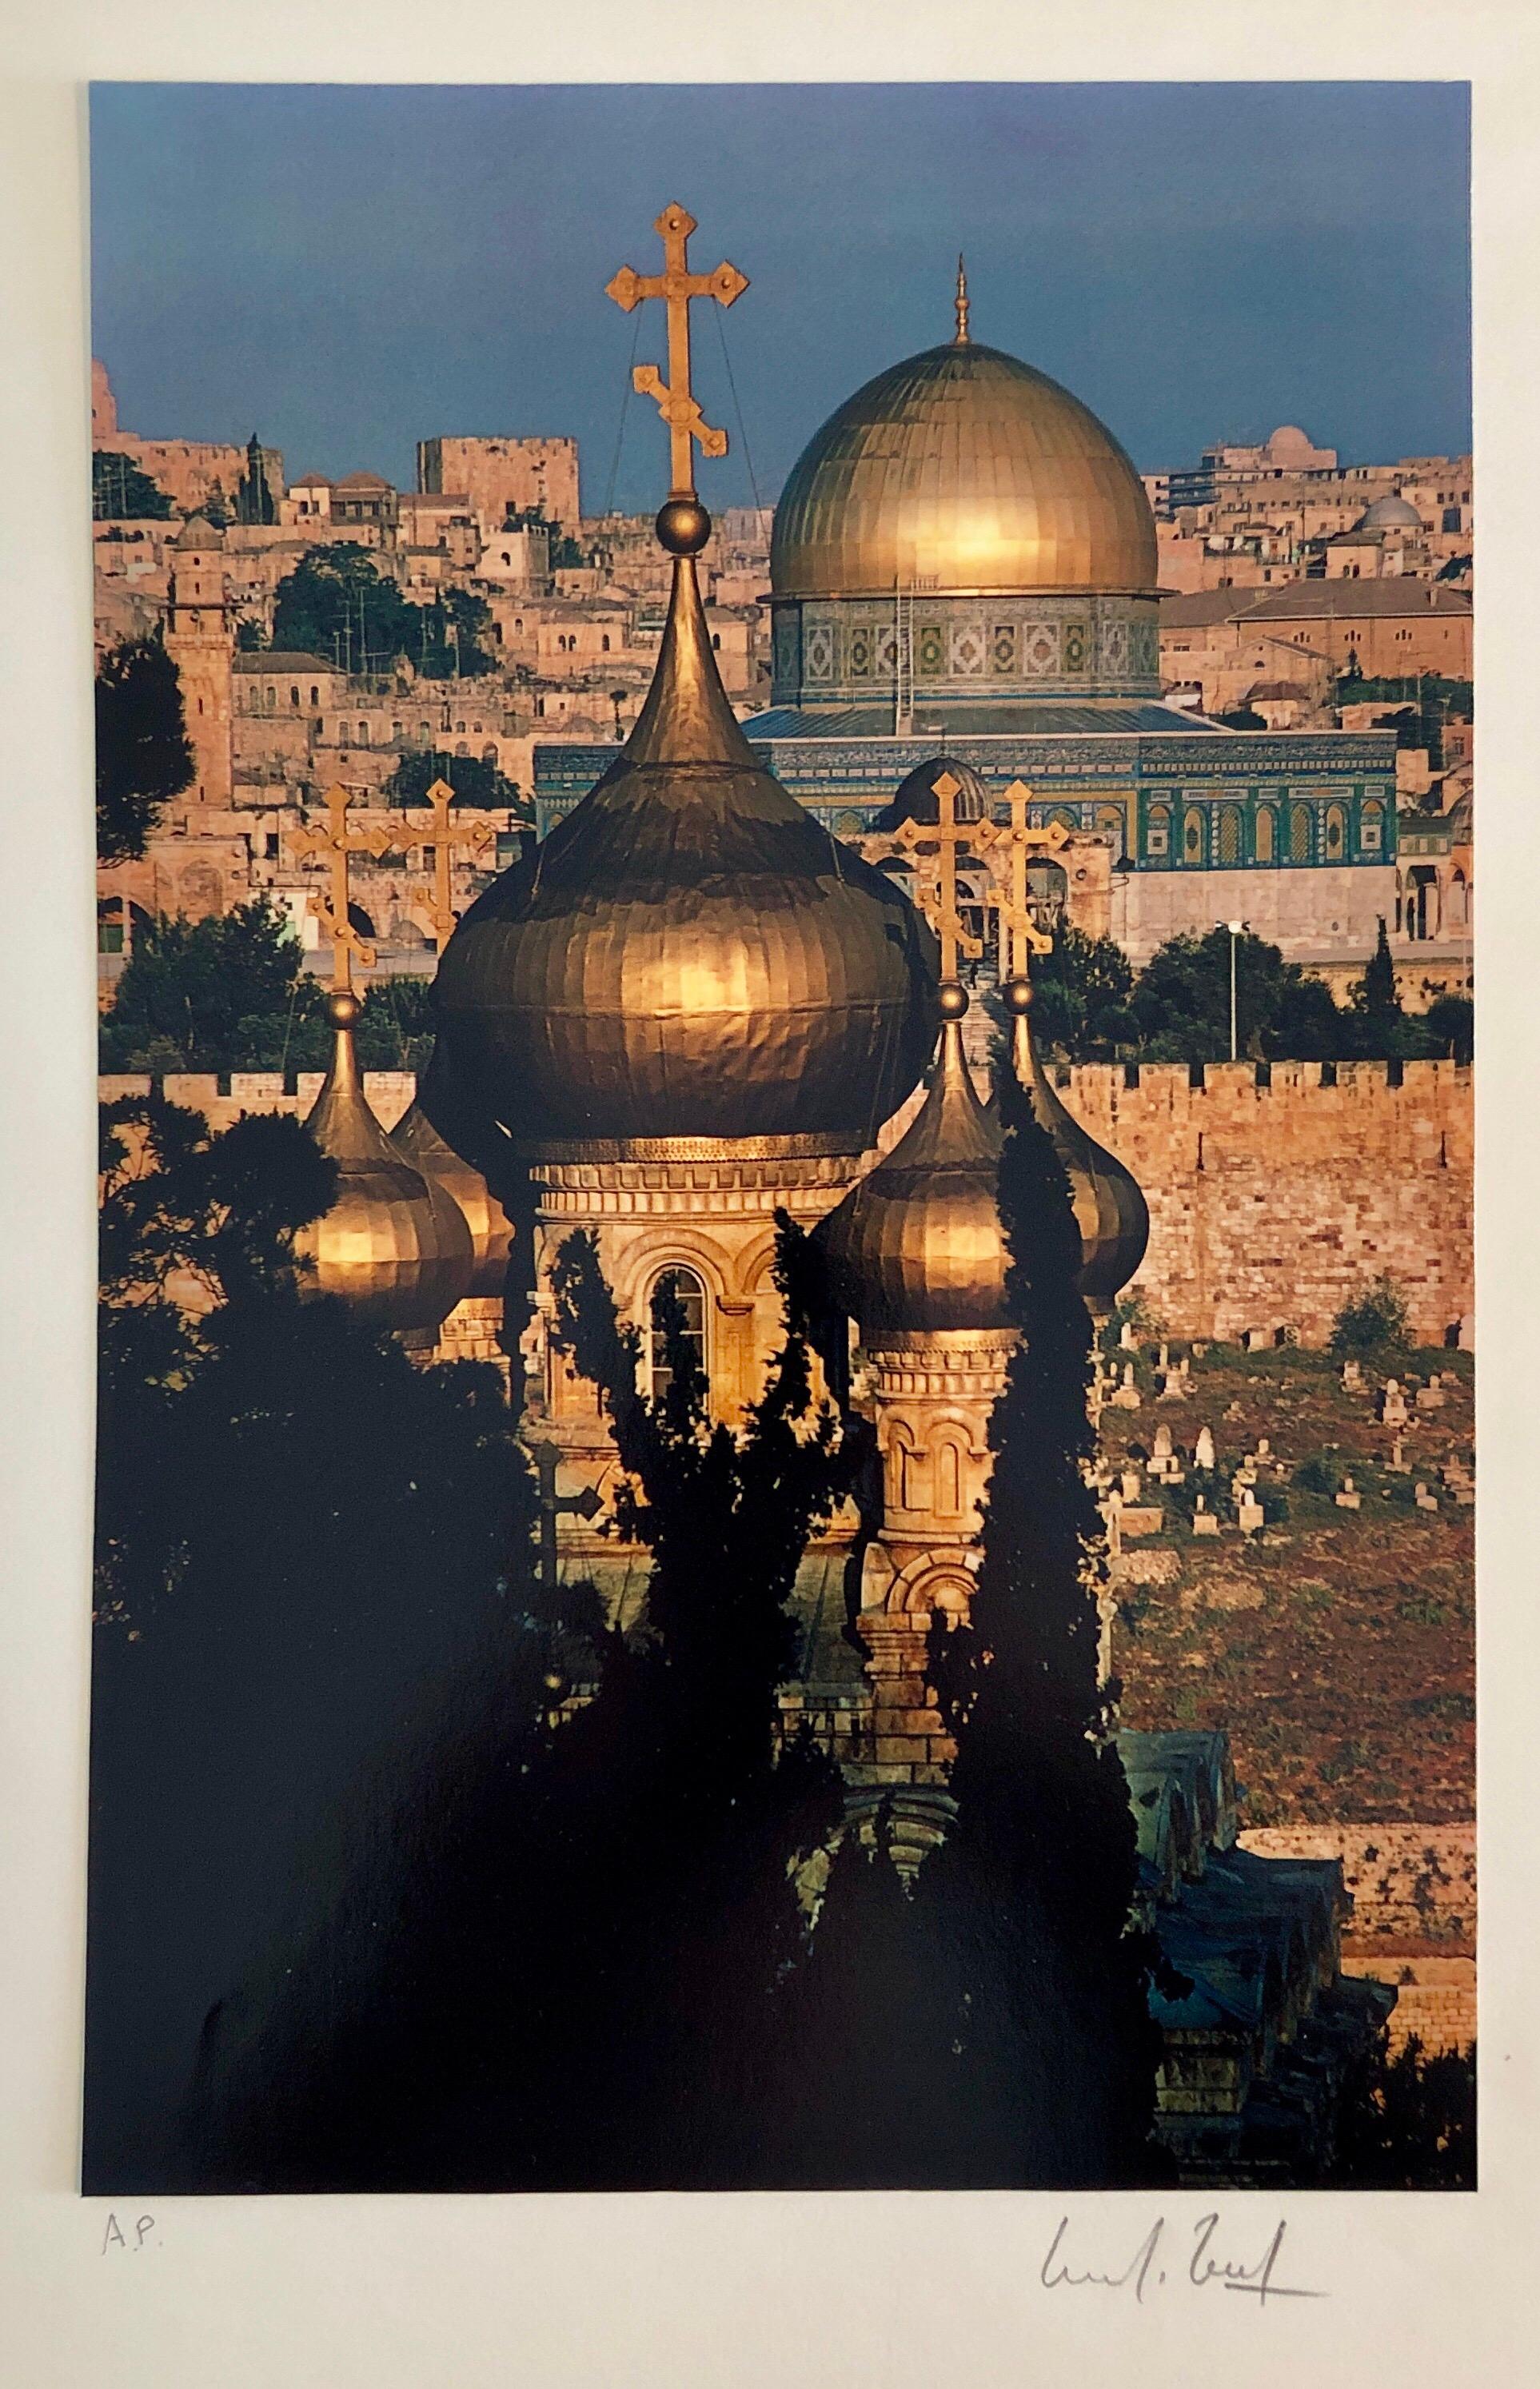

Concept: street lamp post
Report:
left=1219, top=919, right=1247, bottom=1060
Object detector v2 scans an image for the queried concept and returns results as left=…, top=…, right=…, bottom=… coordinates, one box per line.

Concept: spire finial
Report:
left=606, top=203, right=749, bottom=508
left=954, top=253, right=971, bottom=346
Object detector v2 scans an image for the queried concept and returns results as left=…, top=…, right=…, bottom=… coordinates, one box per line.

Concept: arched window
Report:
left=309, top=685, right=319, bottom=706
left=1255, top=804, right=1275, bottom=863
left=647, top=1266, right=707, bottom=1402
left=1289, top=801, right=1312, bottom=862
left=1360, top=798, right=1384, bottom=855
left=1217, top=805, right=1243, bottom=866
left=711, top=632, right=720, bottom=651
left=601, top=633, right=611, bottom=652
left=1146, top=802, right=1171, bottom=859
left=934, top=1436, right=963, bottom=1518
left=1325, top=804, right=1346, bottom=859
left=1183, top=807, right=1205, bottom=864
left=357, top=720, right=369, bottom=745
left=1450, top=868, right=1469, bottom=927
left=289, top=684, right=300, bottom=708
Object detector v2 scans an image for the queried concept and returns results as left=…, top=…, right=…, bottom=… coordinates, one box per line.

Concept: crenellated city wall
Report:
left=100, top=1055, right=1474, bottom=1348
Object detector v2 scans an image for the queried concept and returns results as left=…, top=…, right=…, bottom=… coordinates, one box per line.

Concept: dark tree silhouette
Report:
left=95, top=636, right=193, bottom=862
left=86, top=1096, right=534, bottom=2192
left=92, top=450, right=173, bottom=520
left=912, top=1059, right=1168, bottom=2184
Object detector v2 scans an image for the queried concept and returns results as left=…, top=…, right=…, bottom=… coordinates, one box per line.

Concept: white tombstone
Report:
left=1153, top=1425, right=1175, bottom=1462
left=1192, top=1496, right=1219, bottom=1537
left=1335, top=1475, right=1362, bottom=1511
left=1195, top=1425, right=1216, bottom=1471
left=1380, top=1378, right=1410, bottom=1426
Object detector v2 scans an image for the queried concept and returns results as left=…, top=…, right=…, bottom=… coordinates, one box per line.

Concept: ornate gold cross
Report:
left=289, top=782, right=405, bottom=989
left=893, top=769, right=985, bottom=983
left=404, top=777, right=497, bottom=952
left=606, top=203, right=748, bottom=497
left=978, top=781, right=1072, bottom=977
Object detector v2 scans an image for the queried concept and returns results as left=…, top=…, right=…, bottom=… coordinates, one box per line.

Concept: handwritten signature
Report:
left=1040, top=2213, right=1325, bottom=2307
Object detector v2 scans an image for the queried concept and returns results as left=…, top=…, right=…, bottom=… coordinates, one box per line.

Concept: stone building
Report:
left=417, top=433, right=581, bottom=535
left=163, top=513, right=233, bottom=808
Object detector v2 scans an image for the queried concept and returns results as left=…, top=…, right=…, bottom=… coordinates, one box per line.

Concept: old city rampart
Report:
left=101, top=1056, right=1473, bottom=1348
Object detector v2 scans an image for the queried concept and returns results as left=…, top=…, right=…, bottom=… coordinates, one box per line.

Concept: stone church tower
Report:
left=163, top=512, right=233, bottom=808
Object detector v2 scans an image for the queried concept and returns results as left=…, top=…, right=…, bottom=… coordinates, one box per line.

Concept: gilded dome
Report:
left=296, top=991, right=474, bottom=1343
left=392, top=1087, right=513, bottom=1298
left=815, top=987, right=1011, bottom=1342
left=771, top=337, right=1156, bottom=601
left=996, top=976, right=1149, bottom=1314
left=433, top=513, right=938, bottom=1159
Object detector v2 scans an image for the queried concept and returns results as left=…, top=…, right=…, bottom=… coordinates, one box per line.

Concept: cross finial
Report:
left=289, top=783, right=406, bottom=990
left=954, top=253, right=971, bottom=347
left=406, top=777, right=497, bottom=952
left=892, top=769, right=985, bottom=983
left=980, top=781, right=1068, bottom=977
left=606, top=203, right=748, bottom=500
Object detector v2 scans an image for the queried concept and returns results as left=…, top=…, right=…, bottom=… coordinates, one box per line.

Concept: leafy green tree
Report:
left=93, top=450, right=173, bottom=520
left=1129, top=925, right=1348, bottom=1063
left=98, top=897, right=433, bottom=1074
left=388, top=749, right=525, bottom=812
left=233, top=617, right=266, bottom=653
left=95, top=636, right=194, bottom=863
left=1422, top=991, right=1474, bottom=1063
left=1027, top=923, right=1137, bottom=1061
left=1329, top=1274, right=1411, bottom=1359
left=1347, top=918, right=1409, bottom=1060
left=418, top=586, right=497, bottom=680
left=269, top=544, right=421, bottom=672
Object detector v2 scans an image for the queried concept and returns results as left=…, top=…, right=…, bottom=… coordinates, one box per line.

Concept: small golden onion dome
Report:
left=771, top=340, right=1156, bottom=600
left=392, top=1087, right=513, bottom=1298
left=999, top=975, right=1149, bottom=1314
left=295, top=991, right=474, bottom=1343
left=874, top=753, right=991, bottom=832
left=815, top=983, right=1011, bottom=1342
left=433, top=507, right=938, bottom=1159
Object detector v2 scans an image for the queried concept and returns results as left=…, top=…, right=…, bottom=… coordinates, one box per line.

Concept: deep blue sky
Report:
left=90, top=82, right=1470, bottom=512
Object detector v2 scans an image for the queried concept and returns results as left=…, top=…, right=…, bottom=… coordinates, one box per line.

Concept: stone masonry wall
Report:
left=1064, top=1059, right=1472, bottom=1346
left=101, top=1056, right=1473, bottom=1349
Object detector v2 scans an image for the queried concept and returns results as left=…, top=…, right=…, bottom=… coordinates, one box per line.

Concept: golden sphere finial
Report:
left=325, top=987, right=362, bottom=1030
left=656, top=495, right=712, bottom=555
left=939, top=979, right=970, bottom=1021
left=1003, top=975, right=1033, bottom=1016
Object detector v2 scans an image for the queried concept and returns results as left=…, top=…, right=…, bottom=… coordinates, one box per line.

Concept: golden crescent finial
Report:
left=954, top=253, right=971, bottom=346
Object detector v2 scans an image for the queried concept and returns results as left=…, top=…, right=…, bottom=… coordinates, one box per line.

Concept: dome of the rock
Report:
left=771, top=341, right=1156, bottom=603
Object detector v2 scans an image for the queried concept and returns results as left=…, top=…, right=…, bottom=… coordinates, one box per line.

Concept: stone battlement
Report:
left=99, top=1056, right=1474, bottom=1346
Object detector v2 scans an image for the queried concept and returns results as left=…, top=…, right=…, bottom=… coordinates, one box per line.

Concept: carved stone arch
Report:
left=889, top=1550, right=979, bottom=1619
left=611, top=1232, right=731, bottom=1322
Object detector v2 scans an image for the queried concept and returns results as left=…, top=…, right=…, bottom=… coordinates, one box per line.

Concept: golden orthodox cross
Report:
left=893, top=768, right=985, bottom=983
left=405, top=777, right=497, bottom=952
left=977, top=781, right=1071, bottom=977
left=289, top=782, right=405, bottom=990
left=606, top=203, right=748, bottom=497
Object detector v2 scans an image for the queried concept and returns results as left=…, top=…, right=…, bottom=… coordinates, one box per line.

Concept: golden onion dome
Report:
left=771, top=327, right=1156, bottom=601
left=815, top=984, right=1011, bottom=1342
left=392, top=1087, right=513, bottom=1298
left=433, top=500, right=938, bottom=1159
left=295, top=991, right=474, bottom=1343
left=997, top=975, right=1149, bottom=1314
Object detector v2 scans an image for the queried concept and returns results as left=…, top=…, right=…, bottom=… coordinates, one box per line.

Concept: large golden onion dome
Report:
left=996, top=975, right=1149, bottom=1315
left=771, top=323, right=1156, bottom=601
left=815, top=986, right=1011, bottom=1342
left=295, top=991, right=474, bottom=1345
left=432, top=501, right=938, bottom=1159
left=392, top=1086, right=513, bottom=1298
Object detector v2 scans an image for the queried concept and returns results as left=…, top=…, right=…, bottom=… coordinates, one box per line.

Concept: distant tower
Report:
left=237, top=432, right=277, bottom=526
left=90, top=358, right=118, bottom=442
left=164, top=513, right=233, bottom=807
